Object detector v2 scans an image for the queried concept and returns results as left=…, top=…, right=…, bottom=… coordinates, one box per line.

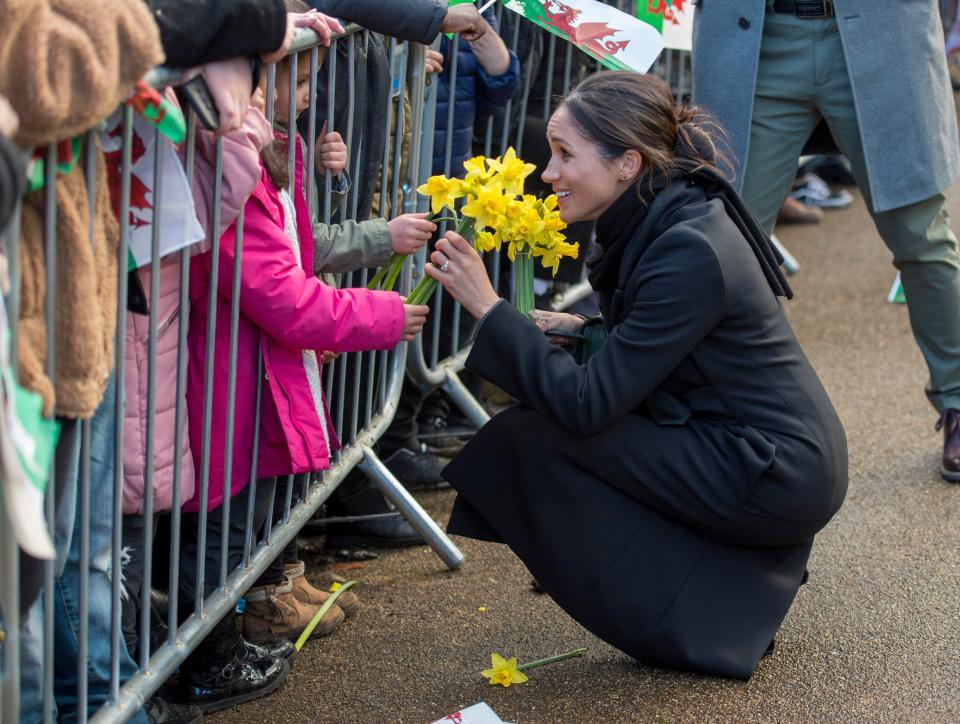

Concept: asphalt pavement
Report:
left=212, top=184, right=960, bottom=723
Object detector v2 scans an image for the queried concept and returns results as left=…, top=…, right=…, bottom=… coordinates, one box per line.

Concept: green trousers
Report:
left=742, top=12, right=960, bottom=413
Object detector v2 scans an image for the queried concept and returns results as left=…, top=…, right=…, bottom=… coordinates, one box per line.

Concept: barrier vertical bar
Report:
left=167, top=111, right=197, bottom=641
left=193, top=138, right=224, bottom=617
left=219, top=205, right=244, bottom=590
left=76, top=127, right=98, bottom=723
left=41, top=142, right=56, bottom=724
left=543, top=34, right=557, bottom=120
left=138, top=127, right=164, bottom=668
left=0, top=189, right=21, bottom=722
left=110, top=105, right=134, bottom=703
left=242, top=353, right=264, bottom=568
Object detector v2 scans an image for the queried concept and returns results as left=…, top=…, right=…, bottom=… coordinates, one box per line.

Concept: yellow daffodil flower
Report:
left=489, top=147, right=537, bottom=197
left=416, top=174, right=466, bottom=214
left=463, top=155, right=494, bottom=184
left=533, top=238, right=580, bottom=275
left=473, top=229, right=499, bottom=253
left=461, top=182, right=507, bottom=230
left=481, top=653, right=529, bottom=688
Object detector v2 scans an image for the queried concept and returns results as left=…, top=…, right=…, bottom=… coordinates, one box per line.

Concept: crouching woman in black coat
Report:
left=424, top=71, right=848, bottom=680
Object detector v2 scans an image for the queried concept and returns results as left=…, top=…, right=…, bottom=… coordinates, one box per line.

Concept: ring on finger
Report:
left=439, top=260, right=450, bottom=273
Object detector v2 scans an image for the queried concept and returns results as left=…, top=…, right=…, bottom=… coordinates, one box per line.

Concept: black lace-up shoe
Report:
left=936, top=408, right=960, bottom=482
left=180, top=654, right=289, bottom=714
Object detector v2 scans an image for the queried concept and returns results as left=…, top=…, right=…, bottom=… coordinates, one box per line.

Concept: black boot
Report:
left=178, top=614, right=290, bottom=714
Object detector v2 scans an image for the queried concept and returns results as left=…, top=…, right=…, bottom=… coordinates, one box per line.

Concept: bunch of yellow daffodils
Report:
left=392, top=148, right=578, bottom=314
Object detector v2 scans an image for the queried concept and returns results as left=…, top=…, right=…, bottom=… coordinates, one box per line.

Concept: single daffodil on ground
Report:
left=480, top=647, right=587, bottom=688
left=481, top=654, right=529, bottom=688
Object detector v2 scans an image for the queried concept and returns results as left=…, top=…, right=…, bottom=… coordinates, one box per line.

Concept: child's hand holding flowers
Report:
left=387, top=212, right=437, bottom=255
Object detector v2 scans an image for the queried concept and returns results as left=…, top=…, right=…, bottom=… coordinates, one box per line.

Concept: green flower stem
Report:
left=368, top=214, right=459, bottom=291
left=294, top=580, right=357, bottom=652
left=513, top=251, right=535, bottom=318
left=405, top=216, right=476, bottom=305
left=516, top=647, right=588, bottom=671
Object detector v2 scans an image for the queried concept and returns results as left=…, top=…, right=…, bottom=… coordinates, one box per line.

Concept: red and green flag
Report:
left=635, top=0, right=694, bottom=50
left=502, top=0, right=664, bottom=72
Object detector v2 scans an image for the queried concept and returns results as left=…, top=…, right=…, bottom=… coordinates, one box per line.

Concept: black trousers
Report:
left=177, top=479, right=275, bottom=671
left=253, top=475, right=303, bottom=587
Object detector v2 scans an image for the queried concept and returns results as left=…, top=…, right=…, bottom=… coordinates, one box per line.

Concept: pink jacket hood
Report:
left=184, top=134, right=404, bottom=512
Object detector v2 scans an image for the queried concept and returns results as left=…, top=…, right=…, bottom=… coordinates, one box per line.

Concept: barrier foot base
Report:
left=770, top=233, right=800, bottom=275
left=358, top=447, right=464, bottom=570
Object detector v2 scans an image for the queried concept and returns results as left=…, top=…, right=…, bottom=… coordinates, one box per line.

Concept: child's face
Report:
left=274, top=59, right=313, bottom=124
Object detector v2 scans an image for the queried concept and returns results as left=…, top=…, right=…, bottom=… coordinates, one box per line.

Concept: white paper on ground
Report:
left=431, top=701, right=514, bottom=724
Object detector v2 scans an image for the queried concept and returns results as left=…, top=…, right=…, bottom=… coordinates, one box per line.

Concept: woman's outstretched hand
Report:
left=425, top=231, right=501, bottom=319
left=402, top=304, right=429, bottom=341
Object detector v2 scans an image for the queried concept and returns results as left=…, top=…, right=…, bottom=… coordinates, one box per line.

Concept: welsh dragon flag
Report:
left=502, top=0, right=664, bottom=73
left=635, top=0, right=694, bottom=51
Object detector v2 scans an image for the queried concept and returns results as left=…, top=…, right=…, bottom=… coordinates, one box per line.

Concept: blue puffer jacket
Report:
left=433, top=4, right=520, bottom=176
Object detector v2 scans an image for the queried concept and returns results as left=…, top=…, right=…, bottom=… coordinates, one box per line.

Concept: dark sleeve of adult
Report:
left=308, top=0, right=446, bottom=44
left=0, top=134, right=24, bottom=231
left=465, top=229, right=726, bottom=436
left=144, top=0, right=287, bottom=67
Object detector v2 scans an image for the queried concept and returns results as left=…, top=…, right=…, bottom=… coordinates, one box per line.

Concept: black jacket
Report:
left=145, top=0, right=287, bottom=67
left=445, top=177, right=848, bottom=678
left=312, top=0, right=445, bottom=44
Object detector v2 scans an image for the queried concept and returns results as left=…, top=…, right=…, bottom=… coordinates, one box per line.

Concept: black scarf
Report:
left=588, top=161, right=793, bottom=301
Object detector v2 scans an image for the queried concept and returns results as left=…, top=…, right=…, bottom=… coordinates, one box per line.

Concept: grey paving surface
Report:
left=212, top=187, right=960, bottom=723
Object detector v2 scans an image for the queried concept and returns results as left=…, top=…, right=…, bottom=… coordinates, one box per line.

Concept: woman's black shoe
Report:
left=180, top=654, right=289, bottom=714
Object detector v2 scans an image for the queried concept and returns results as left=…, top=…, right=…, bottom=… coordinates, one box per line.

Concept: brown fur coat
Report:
left=0, top=0, right=164, bottom=417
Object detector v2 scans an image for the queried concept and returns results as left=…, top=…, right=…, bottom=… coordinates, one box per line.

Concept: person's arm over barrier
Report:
left=309, top=0, right=444, bottom=43
left=309, top=0, right=485, bottom=42
left=472, top=11, right=521, bottom=112
left=144, top=0, right=287, bottom=68
left=0, top=0, right=164, bottom=148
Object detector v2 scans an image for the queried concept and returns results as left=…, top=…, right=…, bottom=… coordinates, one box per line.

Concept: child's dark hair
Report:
left=262, top=136, right=290, bottom=192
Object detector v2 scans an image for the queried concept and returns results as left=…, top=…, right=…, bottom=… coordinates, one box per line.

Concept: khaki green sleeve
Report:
left=311, top=217, right=393, bottom=275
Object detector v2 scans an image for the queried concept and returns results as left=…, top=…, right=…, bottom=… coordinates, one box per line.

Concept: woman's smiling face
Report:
left=541, top=105, right=638, bottom=223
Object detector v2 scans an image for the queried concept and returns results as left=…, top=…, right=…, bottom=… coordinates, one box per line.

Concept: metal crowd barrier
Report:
left=0, top=10, right=696, bottom=722
left=0, top=24, right=463, bottom=724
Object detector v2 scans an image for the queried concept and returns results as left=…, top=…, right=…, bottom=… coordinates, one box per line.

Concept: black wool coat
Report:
left=444, top=179, right=848, bottom=679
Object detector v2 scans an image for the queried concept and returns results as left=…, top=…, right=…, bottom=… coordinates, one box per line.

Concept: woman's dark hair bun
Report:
left=674, top=105, right=719, bottom=167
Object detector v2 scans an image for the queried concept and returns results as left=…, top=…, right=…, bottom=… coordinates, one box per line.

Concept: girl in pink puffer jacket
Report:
left=177, top=49, right=429, bottom=668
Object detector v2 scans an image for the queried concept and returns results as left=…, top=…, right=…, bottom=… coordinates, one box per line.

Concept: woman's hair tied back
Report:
left=561, top=71, right=729, bottom=193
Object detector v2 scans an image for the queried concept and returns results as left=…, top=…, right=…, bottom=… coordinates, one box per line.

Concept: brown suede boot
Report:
left=242, top=579, right=344, bottom=643
left=284, top=561, right=360, bottom=618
